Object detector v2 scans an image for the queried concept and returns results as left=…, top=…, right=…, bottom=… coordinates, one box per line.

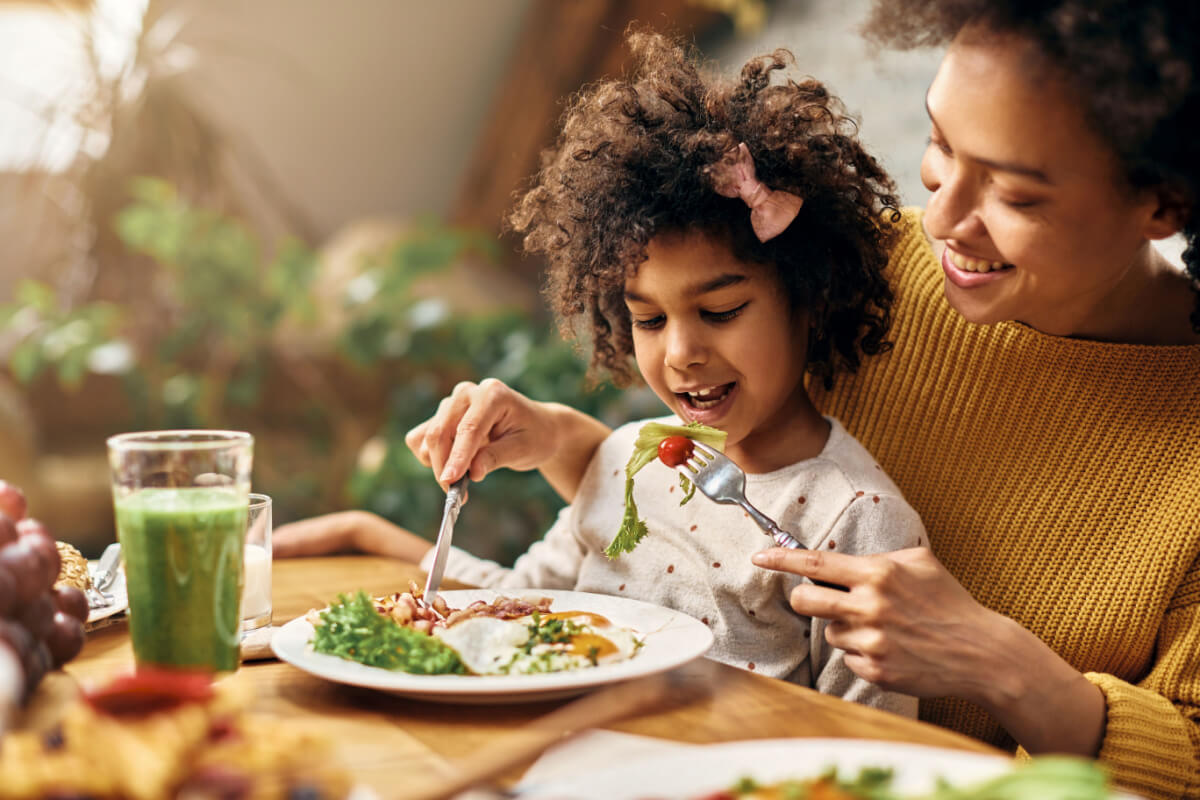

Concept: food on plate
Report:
left=694, top=757, right=1109, bottom=799
left=312, top=590, right=467, bottom=674
left=606, top=420, right=726, bottom=557
left=0, top=478, right=88, bottom=713
left=310, top=587, right=644, bottom=676
left=0, top=668, right=353, bottom=800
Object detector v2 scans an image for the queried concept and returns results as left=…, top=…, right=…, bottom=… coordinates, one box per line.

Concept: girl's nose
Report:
left=663, top=322, right=706, bottom=371
left=921, top=149, right=986, bottom=242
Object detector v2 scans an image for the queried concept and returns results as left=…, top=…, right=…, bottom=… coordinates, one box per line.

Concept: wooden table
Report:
left=60, top=556, right=1000, bottom=798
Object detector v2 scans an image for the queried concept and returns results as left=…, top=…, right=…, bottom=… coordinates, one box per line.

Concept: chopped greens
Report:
left=722, top=758, right=1109, bottom=800
left=311, top=590, right=466, bottom=674
left=605, top=421, right=726, bottom=558
left=523, top=611, right=583, bottom=651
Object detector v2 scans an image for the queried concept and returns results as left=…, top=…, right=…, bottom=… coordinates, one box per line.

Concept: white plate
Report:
left=85, top=560, right=128, bottom=625
left=517, top=738, right=1133, bottom=799
left=271, top=588, right=714, bottom=703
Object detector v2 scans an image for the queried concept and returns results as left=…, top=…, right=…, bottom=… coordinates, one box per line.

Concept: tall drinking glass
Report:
left=107, top=430, right=253, bottom=673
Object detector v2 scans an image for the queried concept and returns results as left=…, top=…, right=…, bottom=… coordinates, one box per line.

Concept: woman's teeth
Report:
left=948, top=251, right=1012, bottom=273
left=686, top=385, right=731, bottom=409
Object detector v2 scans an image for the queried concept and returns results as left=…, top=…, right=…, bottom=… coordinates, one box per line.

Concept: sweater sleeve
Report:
left=1072, top=561, right=1200, bottom=799
left=812, top=492, right=926, bottom=717
left=418, top=504, right=585, bottom=591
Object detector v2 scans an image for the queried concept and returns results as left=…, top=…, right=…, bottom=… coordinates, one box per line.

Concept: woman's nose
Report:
left=663, top=322, right=706, bottom=370
left=921, top=150, right=985, bottom=241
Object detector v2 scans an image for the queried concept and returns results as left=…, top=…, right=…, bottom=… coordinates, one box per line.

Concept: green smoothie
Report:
left=115, top=487, right=248, bottom=672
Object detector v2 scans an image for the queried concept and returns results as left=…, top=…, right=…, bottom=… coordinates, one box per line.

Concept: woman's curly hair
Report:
left=863, top=0, right=1200, bottom=331
left=509, top=31, right=902, bottom=388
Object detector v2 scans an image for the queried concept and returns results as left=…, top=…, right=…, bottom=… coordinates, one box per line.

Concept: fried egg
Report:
left=433, top=613, right=642, bottom=675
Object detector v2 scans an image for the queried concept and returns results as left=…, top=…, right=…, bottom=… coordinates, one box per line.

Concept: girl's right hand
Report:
left=406, top=379, right=560, bottom=488
left=406, top=379, right=612, bottom=502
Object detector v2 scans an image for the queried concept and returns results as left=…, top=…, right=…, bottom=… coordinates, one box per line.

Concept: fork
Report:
left=677, top=441, right=848, bottom=591
left=85, top=585, right=112, bottom=610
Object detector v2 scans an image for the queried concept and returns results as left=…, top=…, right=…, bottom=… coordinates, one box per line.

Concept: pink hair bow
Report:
left=710, top=142, right=803, bottom=242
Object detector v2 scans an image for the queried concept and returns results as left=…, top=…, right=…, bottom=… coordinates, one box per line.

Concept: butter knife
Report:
left=92, top=542, right=122, bottom=593
left=423, top=475, right=468, bottom=607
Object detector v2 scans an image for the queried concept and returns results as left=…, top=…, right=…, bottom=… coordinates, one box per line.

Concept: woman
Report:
left=278, top=2, right=1200, bottom=796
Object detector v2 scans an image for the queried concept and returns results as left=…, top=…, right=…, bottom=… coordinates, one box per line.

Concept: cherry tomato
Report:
left=84, top=667, right=215, bottom=717
left=657, top=435, right=695, bottom=468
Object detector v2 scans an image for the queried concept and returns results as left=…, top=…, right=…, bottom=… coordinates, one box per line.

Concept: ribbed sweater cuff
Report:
left=1084, top=671, right=1197, bottom=799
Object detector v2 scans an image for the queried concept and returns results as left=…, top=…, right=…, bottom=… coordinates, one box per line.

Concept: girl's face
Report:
left=921, top=31, right=1179, bottom=338
left=624, top=231, right=819, bottom=472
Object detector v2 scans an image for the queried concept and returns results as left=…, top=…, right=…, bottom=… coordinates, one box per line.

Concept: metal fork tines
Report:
left=677, top=442, right=849, bottom=592
left=676, top=442, right=804, bottom=550
left=85, top=585, right=112, bottom=610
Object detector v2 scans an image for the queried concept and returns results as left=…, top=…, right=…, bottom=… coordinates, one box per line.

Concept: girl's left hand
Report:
left=750, top=546, right=1012, bottom=701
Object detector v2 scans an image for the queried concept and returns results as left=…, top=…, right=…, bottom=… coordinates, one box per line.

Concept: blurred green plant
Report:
left=0, top=176, right=634, bottom=563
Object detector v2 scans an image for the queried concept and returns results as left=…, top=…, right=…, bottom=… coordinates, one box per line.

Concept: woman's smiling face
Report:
left=921, top=30, right=1177, bottom=338
left=624, top=230, right=816, bottom=471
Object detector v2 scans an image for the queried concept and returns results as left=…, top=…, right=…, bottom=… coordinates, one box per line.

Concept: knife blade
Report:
left=92, top=542, right=122, bottom=593
left=423, top=475, right=468, bottom=607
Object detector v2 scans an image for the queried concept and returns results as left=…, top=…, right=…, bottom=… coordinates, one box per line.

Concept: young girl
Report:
left=279, top=33, right=926, bottom=714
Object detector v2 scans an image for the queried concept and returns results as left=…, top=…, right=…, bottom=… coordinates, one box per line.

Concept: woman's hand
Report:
left=406, top=379, right=611, bottom=502
left=751, top=546, right=1106, bottom=756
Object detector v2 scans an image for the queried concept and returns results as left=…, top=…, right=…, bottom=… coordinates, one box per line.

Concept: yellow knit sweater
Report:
left=809, top=208, right=1200, bottom=799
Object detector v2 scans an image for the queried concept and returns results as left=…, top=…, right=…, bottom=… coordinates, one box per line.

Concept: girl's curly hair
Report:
left=509, top=31, right=902, bottom=388
left=863, top=0, right=1200, bottom=331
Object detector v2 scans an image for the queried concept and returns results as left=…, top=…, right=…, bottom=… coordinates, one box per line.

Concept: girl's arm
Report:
left=274, top=381, right=613, bottom=559
left=273, top=510, right=432, bottom=561
left=406, top=379, right=612, bottom=503
left=752, top=546, right=1106, bottom=757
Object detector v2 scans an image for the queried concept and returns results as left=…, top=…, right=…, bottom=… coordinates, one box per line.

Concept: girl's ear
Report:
left=1143, top=186, right=1190, bottom=241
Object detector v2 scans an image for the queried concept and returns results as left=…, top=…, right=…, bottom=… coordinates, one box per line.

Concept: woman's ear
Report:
left=1143, top=186, right=1190, bottom=241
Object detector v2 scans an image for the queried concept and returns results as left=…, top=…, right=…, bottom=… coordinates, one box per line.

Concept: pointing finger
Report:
left=752, top=546, right=874, bottom=587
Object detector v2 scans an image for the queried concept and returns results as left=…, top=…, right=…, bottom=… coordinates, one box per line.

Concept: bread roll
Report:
left=54, top=542, right=92, bottom=592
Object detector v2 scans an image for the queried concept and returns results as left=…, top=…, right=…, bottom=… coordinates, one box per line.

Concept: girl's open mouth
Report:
left=677, top=383, right=737, bottom=423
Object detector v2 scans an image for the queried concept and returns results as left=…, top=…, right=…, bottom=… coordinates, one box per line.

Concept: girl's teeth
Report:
left=687, top=386, right=729, bottom=408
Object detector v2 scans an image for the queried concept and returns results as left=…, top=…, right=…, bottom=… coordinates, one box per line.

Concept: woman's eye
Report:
left=703, top=303, right=748, bottom=323
left=1000, top=197, right=1040, bottom=210
left=632, top=315, right=665, bottom=330
left=926, top=135, right=951, bottom=157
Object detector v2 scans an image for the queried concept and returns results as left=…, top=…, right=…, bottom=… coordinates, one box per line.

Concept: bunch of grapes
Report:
left=0, top=480, right=87, bottom=702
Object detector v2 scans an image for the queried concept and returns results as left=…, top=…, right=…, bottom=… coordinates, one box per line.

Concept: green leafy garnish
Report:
left=919, top=757, right=1108, bottom=800
left=724, top=758, right=1109, bottom=800
left=311, top=590, right=466, bottom=674
left=604, top=421, right=726, bottom=558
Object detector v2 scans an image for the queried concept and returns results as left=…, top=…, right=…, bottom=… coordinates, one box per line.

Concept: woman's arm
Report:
left=752, top=546, right=1105, bottom=756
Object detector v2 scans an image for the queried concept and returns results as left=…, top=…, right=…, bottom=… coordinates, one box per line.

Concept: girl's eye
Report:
left=632, top=314, right=665, bottom=330
left=1000, top=197, right=1040, bottom=210
left=702, top=302, right=748, bottom=323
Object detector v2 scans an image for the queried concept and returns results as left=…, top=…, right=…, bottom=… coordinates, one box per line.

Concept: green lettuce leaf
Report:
left=604, top=421, right=726, bottom=558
